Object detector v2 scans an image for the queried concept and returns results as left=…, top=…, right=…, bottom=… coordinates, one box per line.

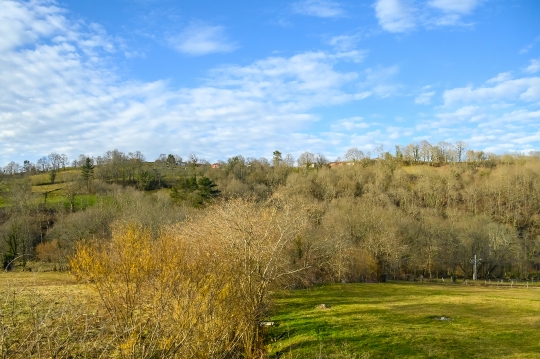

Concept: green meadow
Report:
left=267, top=282, right=540, bottom=358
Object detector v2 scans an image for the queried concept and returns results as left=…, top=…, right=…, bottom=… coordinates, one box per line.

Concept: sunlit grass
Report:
left=30, top=169, right=80, bottom=186
left=0, top=272, right=106, bottom=358
left=3, top=274, right=540, bottom=358
left=267, top=282, right=540, bottom=358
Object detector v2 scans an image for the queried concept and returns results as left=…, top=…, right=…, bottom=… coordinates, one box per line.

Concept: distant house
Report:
left=211, top=163, right=221, bottom=169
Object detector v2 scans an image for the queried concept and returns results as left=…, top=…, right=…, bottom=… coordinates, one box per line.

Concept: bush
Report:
left=70, top=198, right=312, bottom=358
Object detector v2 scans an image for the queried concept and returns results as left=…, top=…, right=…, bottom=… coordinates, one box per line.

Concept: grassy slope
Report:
left=268, top=282, right=540, bottom=358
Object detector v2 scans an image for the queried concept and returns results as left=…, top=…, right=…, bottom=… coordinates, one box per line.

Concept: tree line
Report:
left=1, top=141, right=540, bottom=280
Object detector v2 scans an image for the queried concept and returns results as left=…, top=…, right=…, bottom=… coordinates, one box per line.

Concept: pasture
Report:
left=267, top=281, right=540, bottom=358
left=1, top=273, right=539, bottom=358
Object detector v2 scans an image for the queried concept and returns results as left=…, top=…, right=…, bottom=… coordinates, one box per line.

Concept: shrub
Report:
left=70, top=198, right=311, bottom=358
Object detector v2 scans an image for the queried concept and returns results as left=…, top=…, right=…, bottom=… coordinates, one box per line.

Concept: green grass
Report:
left=2, top=273, right=540, bottom=358
left=30, top=169, right=81, bottom=186
left=267, top=282, right=540, bottom=358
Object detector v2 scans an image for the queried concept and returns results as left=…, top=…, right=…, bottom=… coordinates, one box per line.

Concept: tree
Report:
left=283, top=154, right=295, bottom=167
left=23, top=160, right=34, bottom=174
left=437, top=141, right=453, bottom=163
left=3, top=161, right=20, bottom=175
left=166, top=154, right=176, bottom=167
left=374, top=144, right=385, bottom=159
left=170, top=176, right=220, bottom=207
left=2, top=222, right=22, bottom=270
left=60, top=154, right=69, bottom=170
left=63, top=176, right=82, bottom=212
left=403, top=143, right=420, bottom=163
left=49, top=169, right=57, bottom=184
left=75, top=154, right=88, bottom=167
left=37, top=156, right=49, bottom=172
left=187, top=153, right=199, bottom=173
left=48, top=153, right=62, bottom=170
left=272, top=150, right=282, bottom=167
left=47, top=153, right=63, bottom=184
left=297, top=151, right=315, bottom=168
left=395, top=145, right=403, bottom=161
left=314, top=153, right=328, bottom=168
left=81, top=157, right=94, bottom=191
left=419, top=140, right=432, bottom=163
left=128, top=150, right=145, bottom=163
left=455, top=140, right=468, bottom=163
left=344, top=147, right=364, bottom=163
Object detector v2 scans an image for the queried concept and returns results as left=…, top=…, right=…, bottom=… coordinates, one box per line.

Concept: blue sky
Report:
left=1, top=0, right=539, bottom=165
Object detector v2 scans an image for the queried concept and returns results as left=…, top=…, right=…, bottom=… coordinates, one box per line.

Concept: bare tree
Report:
left=60, top=154, right=69, bottom=170
left=283, top=153, right=295, bottom=167
left=344, top=147, right=364, bottom=163
left=315, top=153, right=328, bottom=168
left=297, top=151, right=315, bottom=168
left=455, top=140, right=468, bottom=163
left=37, top=157, right=49, bottom=172
left=419, top=140, right=432, bottom=163
left=3, top=161, right=20, bottom=175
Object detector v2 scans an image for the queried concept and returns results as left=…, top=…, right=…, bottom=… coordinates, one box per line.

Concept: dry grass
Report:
left=0, top=272, right=108, bottom=358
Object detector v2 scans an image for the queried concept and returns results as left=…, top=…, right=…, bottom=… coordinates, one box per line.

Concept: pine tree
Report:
left=81, top=157, right=94, bottom=191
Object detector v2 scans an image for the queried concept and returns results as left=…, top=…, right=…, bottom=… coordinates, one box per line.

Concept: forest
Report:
left=1, top=142, right=540, bottom=357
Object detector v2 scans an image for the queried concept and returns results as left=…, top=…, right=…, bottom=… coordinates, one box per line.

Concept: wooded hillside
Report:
left=2, top=145, right=539, bottom=282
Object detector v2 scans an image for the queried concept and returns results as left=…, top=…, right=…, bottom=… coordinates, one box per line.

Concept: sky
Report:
left=1, top=0, right=539, bottom=165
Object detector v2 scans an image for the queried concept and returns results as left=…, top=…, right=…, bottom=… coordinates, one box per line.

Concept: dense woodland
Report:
left=2, top=143, right=540, bottom=281
left=2, top=142, right=540, bottom=356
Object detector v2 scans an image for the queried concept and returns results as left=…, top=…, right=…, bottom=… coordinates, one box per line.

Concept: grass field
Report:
left=267, top=282, right=540, bottom=358
left=0, top=272, right=105, bottom=358
left=2, top=273, right=540, bottom=358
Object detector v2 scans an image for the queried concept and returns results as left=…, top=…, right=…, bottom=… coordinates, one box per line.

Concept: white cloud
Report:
left=374, top=0, right=482, bottom=33
left=491, top=102, right=513, bottom=109
left=207, top=51, right=369, bottom=108
left=477, top=109, right=540, bottom=128
left=415, top=91, right=435, bottom=105
left=167, top=22, right=238, bottom=56
left=374, top=0, right=416, bottom=33
left=291, top=0, right=345, bottom=18
left=331, top=117, right=370, bottom=131
left=525, top=58, right=540, bottom=74
left=436, top=105, right=479, bottom=121
left=486, top=72, right=512, bottom=84
left=361, top=65, right=400, bottom=97
left=443, top=77, right=540, bottom=106
left=0, top=1, right=379, bottom=165
left=519, top=35, right=540, bottom=54
left=327, top=34, right=361, bottom=51
left=410, top=104, right=540, bottom=154
left=0, top=0, right=68, bottom=51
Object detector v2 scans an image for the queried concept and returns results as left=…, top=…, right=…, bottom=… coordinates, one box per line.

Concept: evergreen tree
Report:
left=81, top=157, right=94, bottom=191
left=170, top=176, right=220, bottom=207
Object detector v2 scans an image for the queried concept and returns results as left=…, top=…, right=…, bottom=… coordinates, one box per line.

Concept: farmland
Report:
left=2, top=272, right=540, bottom=358
left=268, top=281, right=540, bottom=358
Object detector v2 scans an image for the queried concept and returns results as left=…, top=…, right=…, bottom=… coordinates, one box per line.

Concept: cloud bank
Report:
left=0, top=0, right=371, bottom=164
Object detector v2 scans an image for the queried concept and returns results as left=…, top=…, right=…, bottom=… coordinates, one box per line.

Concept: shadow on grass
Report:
left=268, top=282, right=540, bottom=358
